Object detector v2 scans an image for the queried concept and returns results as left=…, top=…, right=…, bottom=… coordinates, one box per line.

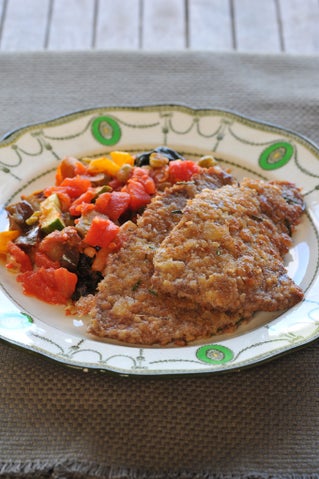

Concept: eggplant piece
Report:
left=60, top=247, right=80, bottom=272
left=22, top=191, right=46, bottom=211
left=38, top=226, right=82, bottom=271
left=134, top=146, right=185, bottom=166
left=6, top=200, right=34, bottom=232
left=14, top=225, right=41, bottom=248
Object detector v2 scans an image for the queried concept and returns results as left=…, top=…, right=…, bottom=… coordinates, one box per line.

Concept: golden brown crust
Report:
left=152, top=178, right=304, bottom=315
left=80, top=170, right=304, bottom=346
left=84, top=167, right=242, bottom=345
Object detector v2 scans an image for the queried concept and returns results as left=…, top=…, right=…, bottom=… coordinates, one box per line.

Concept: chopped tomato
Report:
left=74, top=202, right=95, bottom=216
left=84, top=216, right=120, bottom=248
left=6, top=242, right=33, bottom=272
left=124, top=180, right=151, bottom=210
left=168, top=160, right=200, bottom=183
left=108, top=178, right=123, bottom=191
left=34, top=251, right=60, bottom=269
left=69, top=189, right=96, bottom=216
left=17, top=267, right=77, bottom=304
left=45, top=175, right=92, bottom=200
left=93, top=192, right=110, bottom=212
left=95, top=191, right=130, bottom=221
left=121, top=167, right=156, bottom=210
left=59, top=175, right=92, bottom=199
left=56, top=157, right=89, bottom=185
left=131, top=167, right=156, bottom=194
left=56, top=191, right=72, bottom=212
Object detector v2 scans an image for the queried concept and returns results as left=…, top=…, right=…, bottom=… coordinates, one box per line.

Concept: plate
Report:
left=0, top=105, right=319, bottom=376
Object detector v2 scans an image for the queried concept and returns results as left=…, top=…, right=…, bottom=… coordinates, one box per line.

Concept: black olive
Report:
left=71, top=253, right=103, bottom=301
left=134, top=146, right=185, bottom=166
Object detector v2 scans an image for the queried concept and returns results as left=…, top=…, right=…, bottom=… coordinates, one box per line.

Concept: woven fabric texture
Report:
left=0, top=51, right=319, bottom=478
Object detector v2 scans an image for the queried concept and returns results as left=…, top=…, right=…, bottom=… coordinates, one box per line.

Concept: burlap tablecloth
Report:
left=0, top=51, right=319, bottom=479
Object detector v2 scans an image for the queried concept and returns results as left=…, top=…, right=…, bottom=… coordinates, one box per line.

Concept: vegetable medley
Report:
left=0, top=147, right=211, bottom=306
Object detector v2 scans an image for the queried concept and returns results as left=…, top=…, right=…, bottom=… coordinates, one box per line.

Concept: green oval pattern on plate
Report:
left=91, top=116, right=121, bottom=146
left=259, top=141, right=294, bottom=170
left=196, top=344, right=234, bottom=365
left=0, top=312, right=33, bottom=330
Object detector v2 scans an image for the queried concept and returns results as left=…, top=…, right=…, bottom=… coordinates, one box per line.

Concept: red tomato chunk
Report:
left=95, top=191, right=131, bottom=221
left=84, top=216, right=120, bottom=248
left=169, top=160, right=200, bottom=183
left=17, top=267, right=78, bottom=304
left=45, top=175, right=92, bottom=200
left=6, top=242, right=33, bottom=272
left=69, top=190, right=96, bottom=216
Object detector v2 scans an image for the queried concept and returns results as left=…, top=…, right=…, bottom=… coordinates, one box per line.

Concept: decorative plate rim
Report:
left=0, top=103, right=318, bottom=377
left=2, top=103, right=319, bottom=157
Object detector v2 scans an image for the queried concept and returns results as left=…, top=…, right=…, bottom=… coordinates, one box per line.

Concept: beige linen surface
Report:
left=0, top=51, right=319, bottom=479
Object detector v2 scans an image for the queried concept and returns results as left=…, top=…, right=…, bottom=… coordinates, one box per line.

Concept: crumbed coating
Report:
left=80, top=166, right=242, bottom=345
left=77, top=169, right=305, bottom=346
left=152, top=178, right=304, bottom=315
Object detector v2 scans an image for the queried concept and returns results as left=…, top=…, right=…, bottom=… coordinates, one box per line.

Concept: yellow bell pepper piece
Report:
left=0, top=230, right=20, bottom=255
left=88, top=156, right=121, bottom=176
left=110, top=151, right=134, bottom=167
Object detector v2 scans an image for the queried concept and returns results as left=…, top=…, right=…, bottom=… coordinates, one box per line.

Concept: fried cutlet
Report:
left=81, top=166, right=243, bottom=345
left=151, top=178, right=304, bottom=316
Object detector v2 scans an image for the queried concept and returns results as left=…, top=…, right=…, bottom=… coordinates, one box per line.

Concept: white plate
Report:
left=0, top=105, right=319, bottom=376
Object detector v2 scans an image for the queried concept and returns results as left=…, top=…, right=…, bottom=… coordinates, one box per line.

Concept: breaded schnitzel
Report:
left=78, top=168, right=304, bottom=346
left=152, top=178, right=304, bottom=316
left=80, top=166, right=243, bottom=345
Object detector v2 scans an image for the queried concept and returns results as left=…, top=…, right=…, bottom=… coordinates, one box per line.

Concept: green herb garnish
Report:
left=132, top=280, right=142, bottom=291
left=148, top=289, right=158, bottom=296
